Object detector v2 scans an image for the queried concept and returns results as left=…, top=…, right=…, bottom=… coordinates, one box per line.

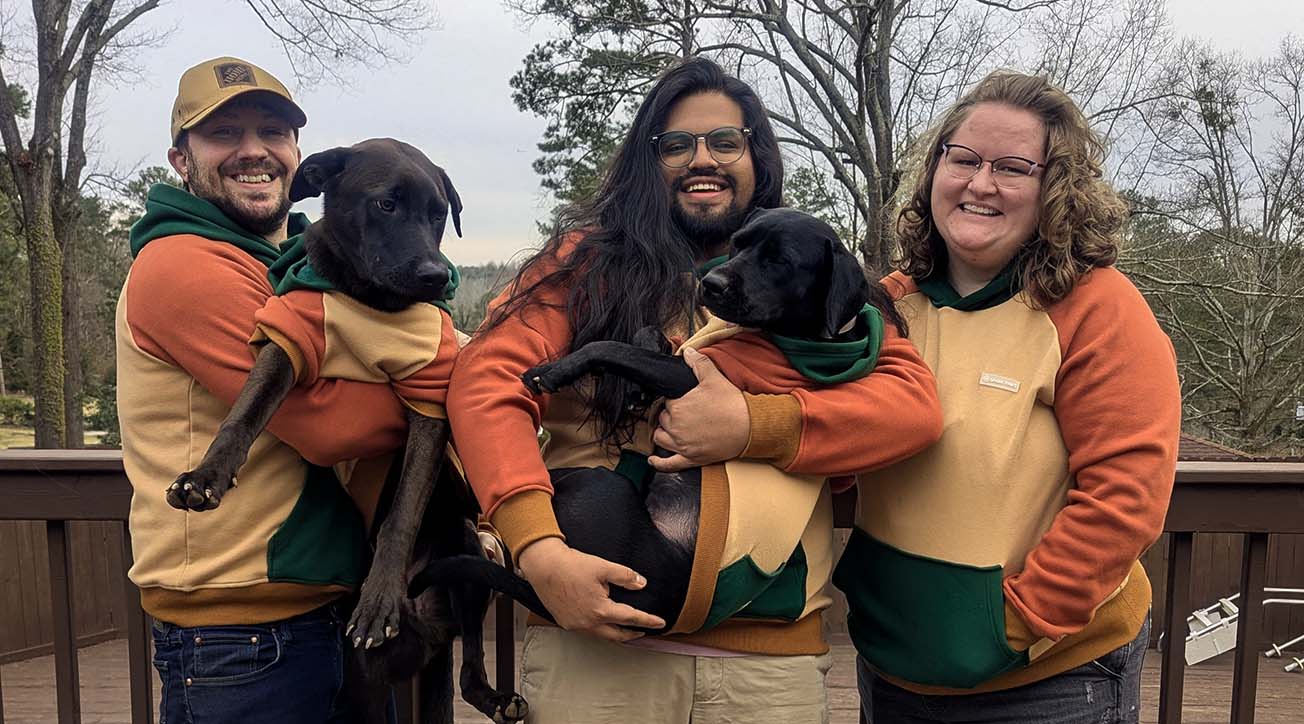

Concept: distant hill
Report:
left=449, top=262, right=519, bottom=332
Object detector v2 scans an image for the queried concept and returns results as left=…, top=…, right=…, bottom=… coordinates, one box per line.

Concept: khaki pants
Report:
left=519, top=626, right=833, bottom=724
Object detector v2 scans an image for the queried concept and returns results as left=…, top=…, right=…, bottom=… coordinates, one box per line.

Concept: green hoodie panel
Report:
left=833, top=528, right=1027, bottom=688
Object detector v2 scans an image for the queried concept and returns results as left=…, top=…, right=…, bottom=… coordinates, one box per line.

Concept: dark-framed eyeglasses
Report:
left=939, top=143, right=1043, bottom=188
left=651, top=127, right=752, bottom=168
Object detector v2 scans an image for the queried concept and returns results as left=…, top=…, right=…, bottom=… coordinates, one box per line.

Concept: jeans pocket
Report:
left=188, top=627, right=283, bottom=685
left=1090, top=616, right=1149, bottom=680
left=153, top=660, right=169, bottom=724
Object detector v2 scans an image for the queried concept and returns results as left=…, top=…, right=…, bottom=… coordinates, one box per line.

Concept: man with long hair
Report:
left=448, top=57, right=942, bottom=722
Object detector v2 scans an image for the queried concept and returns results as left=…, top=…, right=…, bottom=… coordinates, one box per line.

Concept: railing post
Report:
left=495, top=596, right=515, bottom=692
left=1230, top=532, right=1269, bottom=724
left=47, top=520, right=82, bottom=724
left=118, top=524, right=153, bottom=724
left=1158, top=531, right=1193, bottom=724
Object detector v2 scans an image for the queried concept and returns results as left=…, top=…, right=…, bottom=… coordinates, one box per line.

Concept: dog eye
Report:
left=375, top=199, right=396, bottom=213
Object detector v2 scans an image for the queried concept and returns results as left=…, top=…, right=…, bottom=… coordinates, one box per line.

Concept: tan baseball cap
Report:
left=170, top=56, right=307, bottom=144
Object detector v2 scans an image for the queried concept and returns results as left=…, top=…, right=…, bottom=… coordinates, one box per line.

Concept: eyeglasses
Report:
left=939, top=143, right=1043, bottom=188
left=651, top=127, right=752, bottom=168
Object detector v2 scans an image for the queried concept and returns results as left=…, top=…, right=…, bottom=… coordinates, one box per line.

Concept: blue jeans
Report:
left=858, top=616, right=1150, bottom=723
left=152, top=604, right=355, bottom=724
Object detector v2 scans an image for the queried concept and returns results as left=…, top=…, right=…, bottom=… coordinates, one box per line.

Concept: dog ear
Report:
left=290, top=147, right=351, bottom=202
left=437, top=167, right=463, bottom=237
left=823, top=237, right=871, bottom=338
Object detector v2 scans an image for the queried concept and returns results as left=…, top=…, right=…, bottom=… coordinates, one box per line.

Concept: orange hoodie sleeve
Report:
left=125, top=235, right=407, bottom=466
left=446, top=266, right=572, bottom=556
left=739, top=318, right=943, bottom=476
left=1004, top=267, right=1180, bottom=641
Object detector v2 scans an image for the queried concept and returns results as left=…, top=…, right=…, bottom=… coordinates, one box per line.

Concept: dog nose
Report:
left=414, top=261, right=449, bottom=290
left=700, top=272, right=727, bottom=298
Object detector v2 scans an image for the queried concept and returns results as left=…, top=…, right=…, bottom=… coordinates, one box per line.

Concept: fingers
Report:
left=682, top=347, right=717, bottom=380
left=602, top=601, right=666, bottom=630
left=600, top=561, right=648, bottom=591
left=589, top=623, right=646, bottom=643
left=648, top=453, right=694, bottom=472
left=652, top=410, right=685, bottom=451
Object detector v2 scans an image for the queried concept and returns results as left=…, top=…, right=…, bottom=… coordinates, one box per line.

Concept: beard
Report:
left=670, top=185, right=750, bottom=253
left=183, top=152, right=291, bottom=237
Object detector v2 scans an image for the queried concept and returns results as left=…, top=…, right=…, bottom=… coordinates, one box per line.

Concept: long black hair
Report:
left=480, top=57, right=784, bottom=448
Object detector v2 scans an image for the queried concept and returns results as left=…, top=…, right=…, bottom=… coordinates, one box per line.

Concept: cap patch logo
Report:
left=214, top=63, right=256, bottom=88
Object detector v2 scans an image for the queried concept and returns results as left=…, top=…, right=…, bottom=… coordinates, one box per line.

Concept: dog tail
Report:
left=408, top=555, right=555, bottom=623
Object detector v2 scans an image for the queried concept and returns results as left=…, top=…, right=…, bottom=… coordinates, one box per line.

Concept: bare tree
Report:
left=1124, top=37, right=1304, bottom=451
left=511, top=0, right=1174, bottom=272
left=0, top=0, right=432, bottom=447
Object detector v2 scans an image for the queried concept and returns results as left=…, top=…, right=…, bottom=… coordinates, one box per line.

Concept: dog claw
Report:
left=353, top=636, right=362, bottom=647
left=385, top=625, right=396, bottom=639
left=183, top=482, right=193, bottom=491
left=365, top=636, right=375, bottom=648
left=345, top=624, right=354, bottom=637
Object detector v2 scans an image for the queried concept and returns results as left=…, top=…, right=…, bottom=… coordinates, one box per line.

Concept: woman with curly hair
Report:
left=832, top=71, right=1181, bottom=722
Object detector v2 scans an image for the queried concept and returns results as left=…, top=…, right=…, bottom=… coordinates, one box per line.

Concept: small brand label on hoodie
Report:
left=979, top=372, right=1021, bottom=393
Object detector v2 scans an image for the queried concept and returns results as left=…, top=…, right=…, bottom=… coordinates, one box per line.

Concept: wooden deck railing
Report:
left=1, top=451, right=1302, bottom=724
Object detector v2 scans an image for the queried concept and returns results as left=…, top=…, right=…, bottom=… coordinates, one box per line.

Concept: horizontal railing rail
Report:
left=1, top=451, right=1302, bottom=724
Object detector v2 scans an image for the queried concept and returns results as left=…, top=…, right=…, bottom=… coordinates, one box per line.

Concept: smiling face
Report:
left=168, top=99, right=301, bottom=241
left=930, top=102, right=1045, bottom=294
left=659, top=92, right=757, bottom=256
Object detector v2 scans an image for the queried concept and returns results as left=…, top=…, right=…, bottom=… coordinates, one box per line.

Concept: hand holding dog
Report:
left=650, top=348, right=750, bottom=472
left=516, top=537, right=666, bottom=642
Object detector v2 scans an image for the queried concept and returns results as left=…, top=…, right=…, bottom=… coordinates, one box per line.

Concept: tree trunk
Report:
left=26, top=187, right=66, bottom=448
left=61, top=220, right=84, bottom=448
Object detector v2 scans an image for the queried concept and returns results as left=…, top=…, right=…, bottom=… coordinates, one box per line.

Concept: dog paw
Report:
left=491, top=693, right=528, bottom=724
left=166, top=468, right=236, bottom=512
left=347, top=578, right=405, bottom=650
left=521, top=361, right=581, bottom=394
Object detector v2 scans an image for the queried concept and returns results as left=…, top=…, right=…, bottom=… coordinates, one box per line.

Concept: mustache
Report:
left=221, top=160, right=287, bottom=177
left=674, top=171, right=732, bottom=188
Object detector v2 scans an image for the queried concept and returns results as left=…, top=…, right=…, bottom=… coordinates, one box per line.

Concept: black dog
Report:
left=409, top=207, right=871, bottom=632
left=166, top=138, right=525, bottom=724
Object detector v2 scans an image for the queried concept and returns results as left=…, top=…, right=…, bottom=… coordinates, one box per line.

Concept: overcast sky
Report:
left=21, top=0, right=1304, bottom=264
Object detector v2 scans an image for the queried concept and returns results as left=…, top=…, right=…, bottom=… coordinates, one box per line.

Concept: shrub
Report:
left=0, top=396, right=35, bottom=426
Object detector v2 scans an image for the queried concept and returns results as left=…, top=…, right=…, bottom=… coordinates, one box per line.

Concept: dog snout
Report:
left=414, top=261, right=450, bottom=291
left=700, top=271, right=728, bottom=299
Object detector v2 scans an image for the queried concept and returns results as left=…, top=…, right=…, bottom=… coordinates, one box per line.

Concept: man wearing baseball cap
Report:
left=116, top=57, right=406, bottom=722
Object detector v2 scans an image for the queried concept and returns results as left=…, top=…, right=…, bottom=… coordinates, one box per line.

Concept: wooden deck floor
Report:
left=1, top=637, right=1299, bottom=723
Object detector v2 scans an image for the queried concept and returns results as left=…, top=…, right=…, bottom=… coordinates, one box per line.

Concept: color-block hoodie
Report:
left=117, top=185, right=409, bottom=627
left=833, top=267, right=1180, bottom=692
left=652, top=305, right=883, bottom=637
left=447, top=235, right=944, bottom=655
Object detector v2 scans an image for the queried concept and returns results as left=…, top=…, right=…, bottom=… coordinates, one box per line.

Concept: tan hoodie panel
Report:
left=857, top=291, right=1066, bottom=571
left=117, top=274, right=307, bottom=590
left=319, top=292, right=445, bottom=381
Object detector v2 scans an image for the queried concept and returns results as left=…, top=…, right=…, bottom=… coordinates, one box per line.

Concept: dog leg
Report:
left=522, top=341, right=699, bottom=400
left=450, top=522, right=528, bottom=724
left=348, top=411, right=448, bottom=649
left=167, top=343, right=296, bottom=511
left=417, top=642, right=455, bottom=724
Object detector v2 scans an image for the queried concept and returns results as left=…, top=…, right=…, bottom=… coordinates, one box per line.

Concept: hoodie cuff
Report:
left=740, top=392, right=802, bottom=469
left=1004, top=599, right=1039, bottom=653
left=490, top=490, right=564, bottom=557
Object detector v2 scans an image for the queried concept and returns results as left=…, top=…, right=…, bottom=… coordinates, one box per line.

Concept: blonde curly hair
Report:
left=895, top=71, right=1127, bottom=308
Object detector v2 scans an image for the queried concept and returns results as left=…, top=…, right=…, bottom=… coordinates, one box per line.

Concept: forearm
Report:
left=741, top=334, right=942, bottom=476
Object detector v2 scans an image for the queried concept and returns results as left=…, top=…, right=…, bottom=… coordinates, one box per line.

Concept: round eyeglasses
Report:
left=651, top=127, right=752, bottom=168
left=939, top=143, right=1043, bottom=188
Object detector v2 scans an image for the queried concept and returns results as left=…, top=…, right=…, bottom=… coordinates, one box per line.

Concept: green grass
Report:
left=0, top=425, right=107, bottom=449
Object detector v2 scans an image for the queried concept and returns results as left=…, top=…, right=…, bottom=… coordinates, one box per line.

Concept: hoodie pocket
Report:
left=833, top=528, right=1026, bottom=688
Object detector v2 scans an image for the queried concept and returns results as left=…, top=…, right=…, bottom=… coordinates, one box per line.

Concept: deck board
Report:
left=0, top=637, right=1298, bottom=723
